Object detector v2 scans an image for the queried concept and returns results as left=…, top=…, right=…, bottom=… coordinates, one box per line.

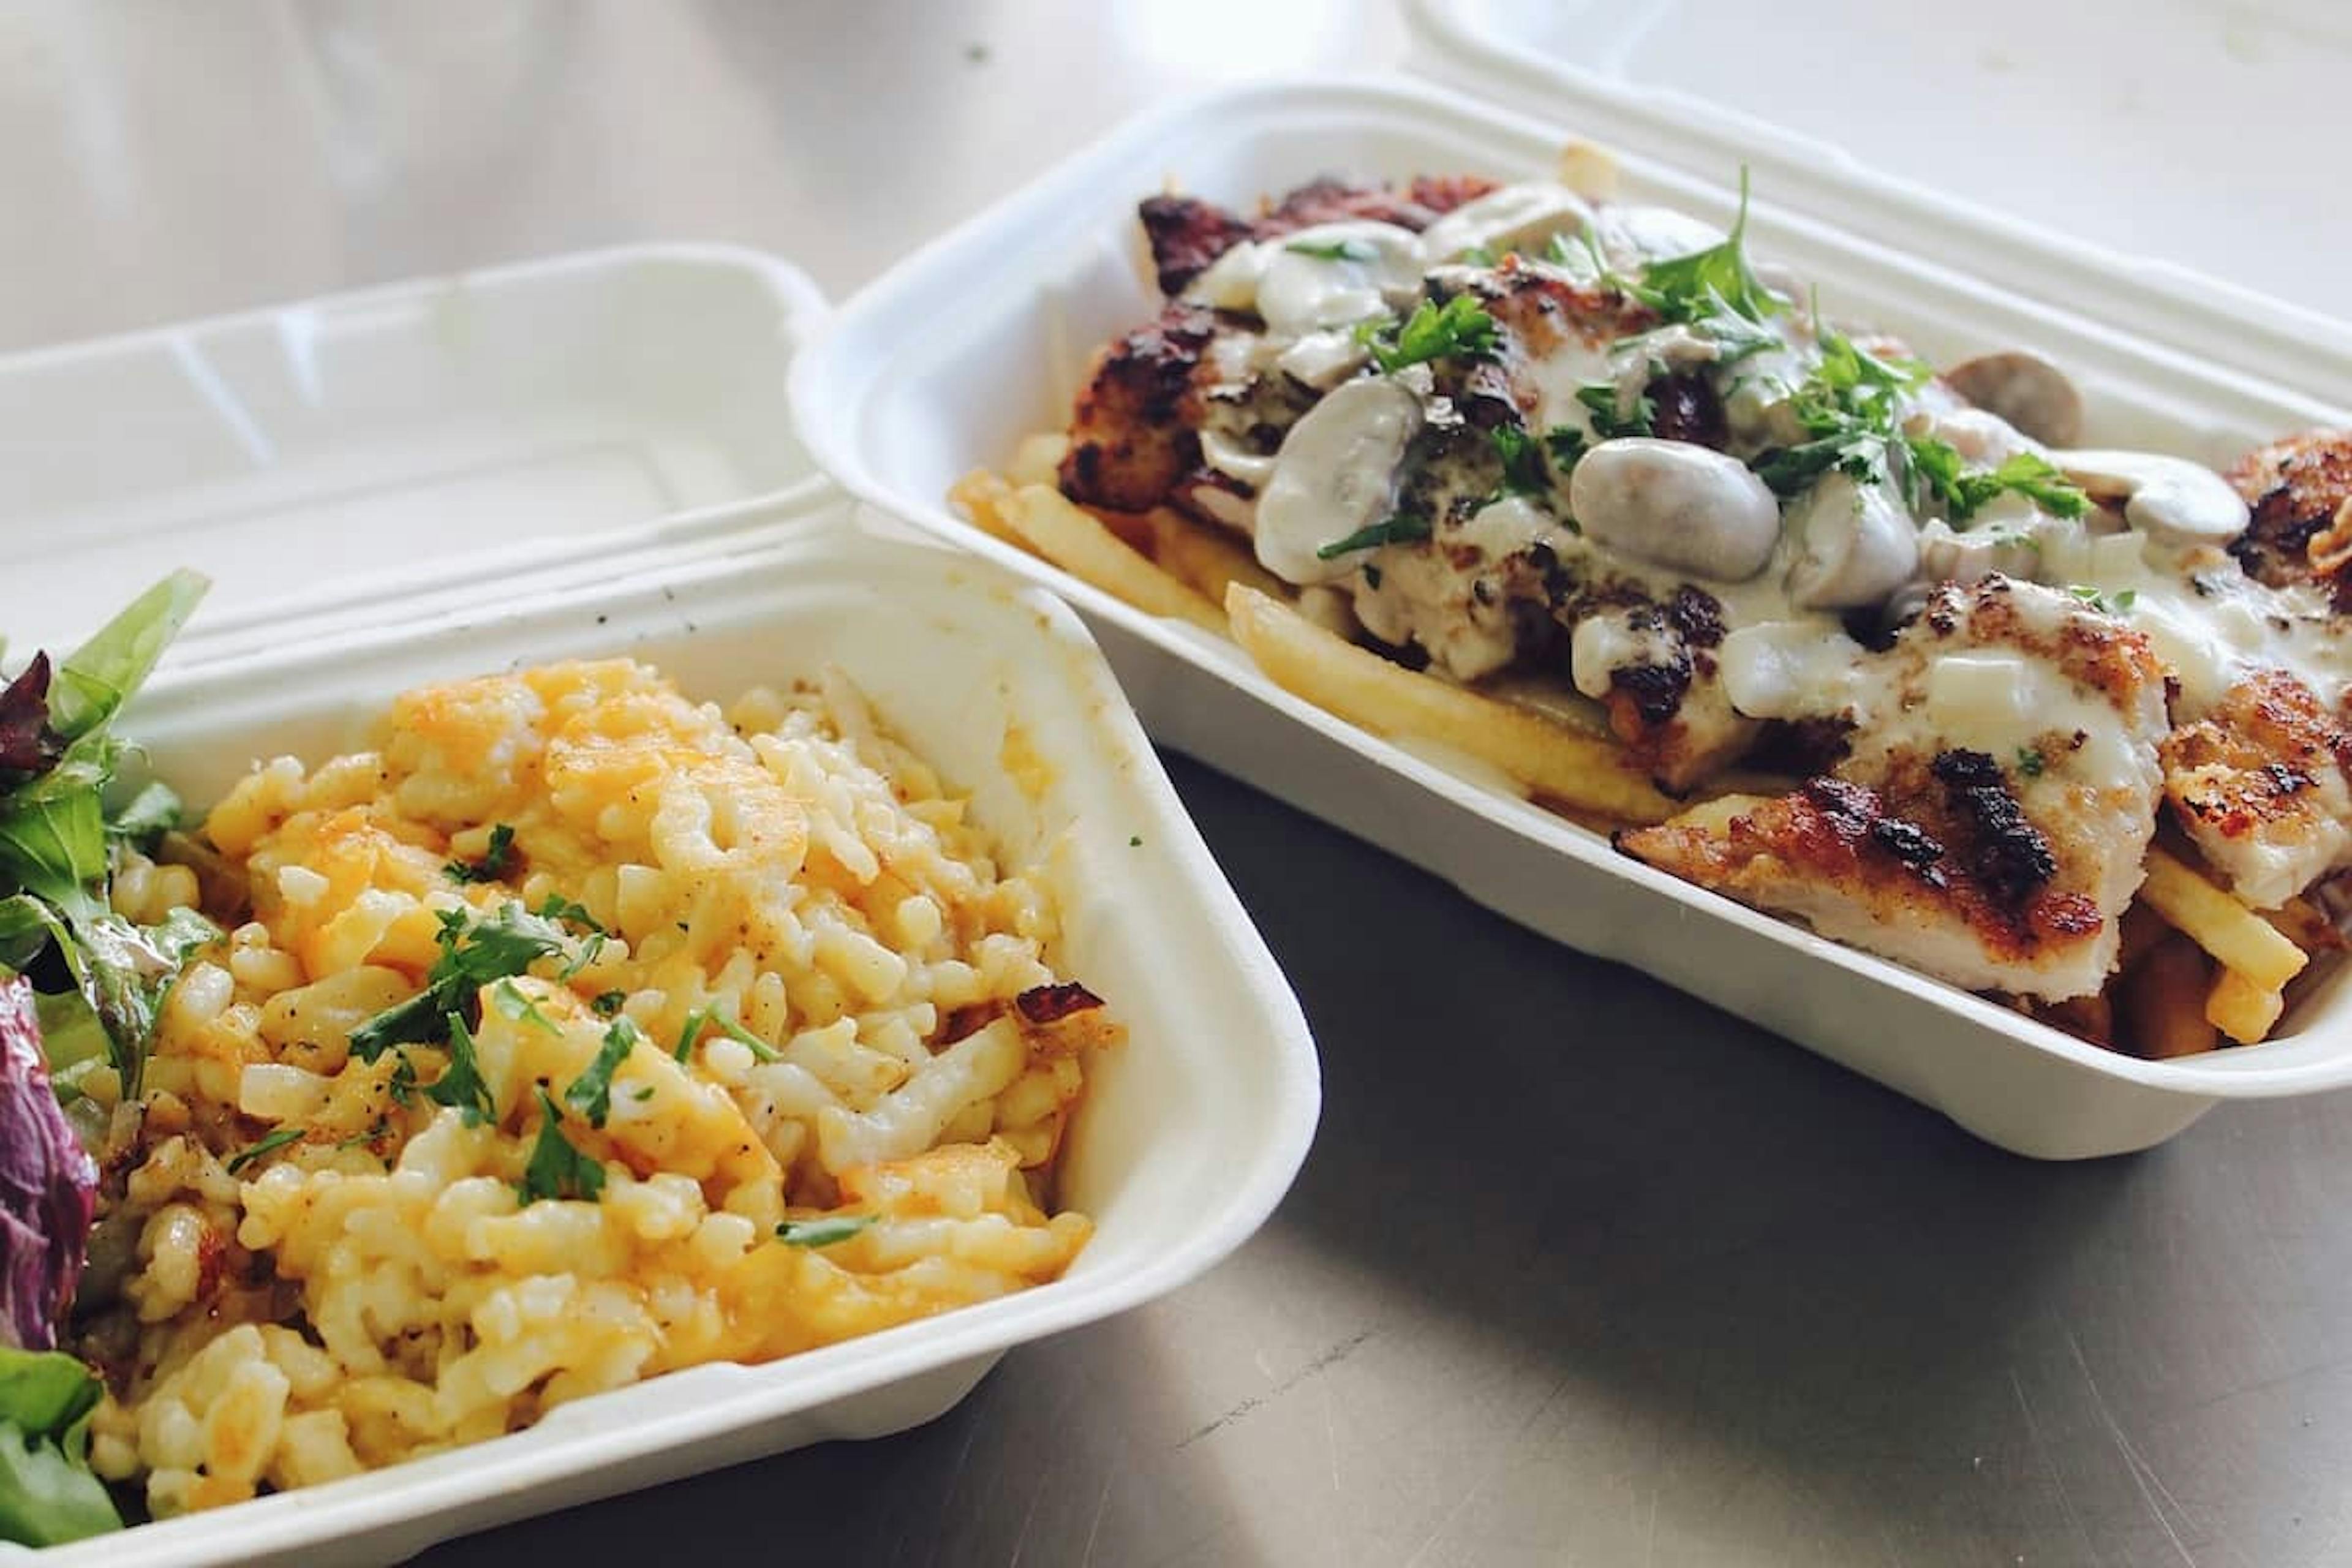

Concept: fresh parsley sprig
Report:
left=565, top=1017, right=642, bottom=1129
left=775, top=1215, right=876, bottom=1249
left=443, top=823, right=516, bottom=885
left=518, top=1088, right=605, bottom=1205
left=225, top=1125, right=304, bottom=1176
left=1285, top=236, right=1379, bottom=263
left=1315, top=512, right=1434, bottom=561
left=1355, top=295, right=1499, bottom=374
left=1626, top=167, right=1783, bottom=328
left=1576, top=382, right=1656, bottom=440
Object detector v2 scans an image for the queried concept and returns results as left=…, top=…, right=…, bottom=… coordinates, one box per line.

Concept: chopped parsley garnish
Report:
left=1285, top=236, right=1379, bottom=263
left=443, top=823, right=516, bottom=884
left=225, top=1126, right=304, bottom=1175
left=1747, top=328, right=1931, bottom=499
left=1488, top=424, right=1551, bottom=499
left=1128, top=834, right=1143, bottom=848
left=1316, top=511, right=1433, bottom=560
left=490, top=978, right=561, bottom=1035
left=1456, top=243, right=1499, bottom=266
left=589, top=989, right=629, bottom=1018
left=564, top=1017, right=641, bottom=1129
left=2015, top=747, right=2046, bottom=778
left=675, top=1005, right=782, bottom=1065
left=2067, top=584, right=2138, bottom=616
left=775, top=1215, right=877, bottom=1249
left=1625, top=167, right=1783, bottom=327
left=518, top=1087, right=605, bottom=1205
left=1544, top=426, right=1590, bottom=473
left=350, top=902, right=574, bottom=1060
left=423, top=1014, right=494, bottom=1126
left=1575, top=382, right=1656, bottom=440
left=1356, top=295, right=1499, bottom=374
left=335, top=1120, right=388, bottom=1152
left=535, top=894, right=606, bottom=936
left=1909, top=445, right=2090, bottom=522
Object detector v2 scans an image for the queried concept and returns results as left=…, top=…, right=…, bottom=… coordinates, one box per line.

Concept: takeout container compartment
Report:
left=790, top=74, right=2352, bottom=1159
left=27, top=525, right=1316, bottom=1568
left=1404, top=0, right=2352, bottom=396
left=0, top=244, right=830, bottom=661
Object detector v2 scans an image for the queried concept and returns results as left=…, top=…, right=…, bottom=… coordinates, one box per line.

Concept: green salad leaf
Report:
left=0, top=1348, right=121, bottom=1547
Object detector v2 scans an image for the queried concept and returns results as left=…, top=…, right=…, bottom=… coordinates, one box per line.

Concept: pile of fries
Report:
left=951, top=442, right=2342, bottom=1060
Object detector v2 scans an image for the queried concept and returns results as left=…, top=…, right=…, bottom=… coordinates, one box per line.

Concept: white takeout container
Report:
left=789, top=73, right=2352, bottom=1160
left=0, top=244, right=831, bottom=663
left=0, top=251, right=1317, bottom=1566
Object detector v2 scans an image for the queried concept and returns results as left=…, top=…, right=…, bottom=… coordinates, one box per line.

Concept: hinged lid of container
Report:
left=1407, top=0, right=2352, bottom=405
left=1, top=243, right=828, bottom=659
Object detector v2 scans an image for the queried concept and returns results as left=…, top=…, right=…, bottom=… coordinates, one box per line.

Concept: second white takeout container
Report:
left=1, top=250, right=1319, bottom=1566
left=788, top=73, right=2352, bottom=1160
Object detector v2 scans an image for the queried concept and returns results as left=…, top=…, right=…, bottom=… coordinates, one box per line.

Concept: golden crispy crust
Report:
left=1058, top=303, right=1218, bottom=514
left=2227, top=427, right=2352, bottom=607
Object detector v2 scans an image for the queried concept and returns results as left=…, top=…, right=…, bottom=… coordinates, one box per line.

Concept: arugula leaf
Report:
left=423, top=1014, right=494, bottom=1126
left=675, top=1005, right=781, bottom=1065
left=1314, top=512, right=1434, bottom=561
left=517, top=1088, right=605, bottom=1205
left=1627, top=167, right=1782, bottom=326
left=1357, top=295, right=1499, bottom=374
left=43, top=570, right=208, bottom=744
left=0, top=1348, right=119, bottom=1546
left=225, top=1125, right=304, bottom=1175
left=443, top=823, right=516, bottom=885
left=1284, top=237, right=1379, bottom=263
left=1576, top=382, right=1656, bottom=440
left=564, top=1017, right=641, bottom=1129
left=1488, top=426, right=1550, bottom=500
left=775, top=1215, right=876, bottom=1249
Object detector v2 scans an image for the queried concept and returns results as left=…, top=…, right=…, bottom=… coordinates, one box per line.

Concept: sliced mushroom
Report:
left=1569, top=437, right=1782, bottom=582
left=2051, top=448, right=2250, bottom=546
left=1415, top=183, right=1596, bottom=266
left=1943, top=349, right=2084, bottom=448
left=1253, top=377, right=1424, bottom=586
left=1785, top=472, right=1920, bottom=609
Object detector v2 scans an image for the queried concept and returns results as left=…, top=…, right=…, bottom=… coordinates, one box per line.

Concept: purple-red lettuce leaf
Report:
left=0, top=657, right=59, bottom=782
left=0, top=978, right=96, bottom=1354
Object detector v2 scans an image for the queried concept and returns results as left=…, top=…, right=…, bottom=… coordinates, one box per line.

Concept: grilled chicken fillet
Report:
left=1618, top=578, right=2171, bottom=1000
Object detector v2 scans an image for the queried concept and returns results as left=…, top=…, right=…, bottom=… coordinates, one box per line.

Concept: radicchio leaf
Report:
left=0, top=657, right=58, bottom=782
left=0, top=978, right=96, bottom=1352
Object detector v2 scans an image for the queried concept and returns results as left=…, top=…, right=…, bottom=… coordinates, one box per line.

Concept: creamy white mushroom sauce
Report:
left=1183, top=178, right=2352, bottom=732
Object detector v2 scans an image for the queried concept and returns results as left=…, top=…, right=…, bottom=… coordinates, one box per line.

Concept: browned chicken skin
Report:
left=2228, top=427, right=2352, bottom=609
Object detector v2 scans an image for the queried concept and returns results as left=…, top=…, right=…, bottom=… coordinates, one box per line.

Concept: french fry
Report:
left=1223, top=584, right=1678, bottom=824
left=2207, top=965, right=2285, bottom=1046
left=2117, top=933, right=2220, bottom=1059
left=2138, top=847, right=2308, bottom=992
left=1000, top=484, right=1226, bottom=635
left=1008, top=432, right=1070, bottom=489
left=1146, top=508, right=1290, bottom=606
left=1556, top=140, right=1621, bottom=203
left=948, top=469, right=1032, bottom=548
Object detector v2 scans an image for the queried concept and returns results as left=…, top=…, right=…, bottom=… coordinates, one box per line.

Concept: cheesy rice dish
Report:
left=67, top=658, right=1109, bottom=1517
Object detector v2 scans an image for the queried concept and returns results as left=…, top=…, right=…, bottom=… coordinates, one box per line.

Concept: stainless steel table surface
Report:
left=9, top=5, right=2352, bottom=1565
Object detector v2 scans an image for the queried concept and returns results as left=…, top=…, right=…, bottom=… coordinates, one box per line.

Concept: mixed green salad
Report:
left=0, top=571, right=207, bottom=1546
